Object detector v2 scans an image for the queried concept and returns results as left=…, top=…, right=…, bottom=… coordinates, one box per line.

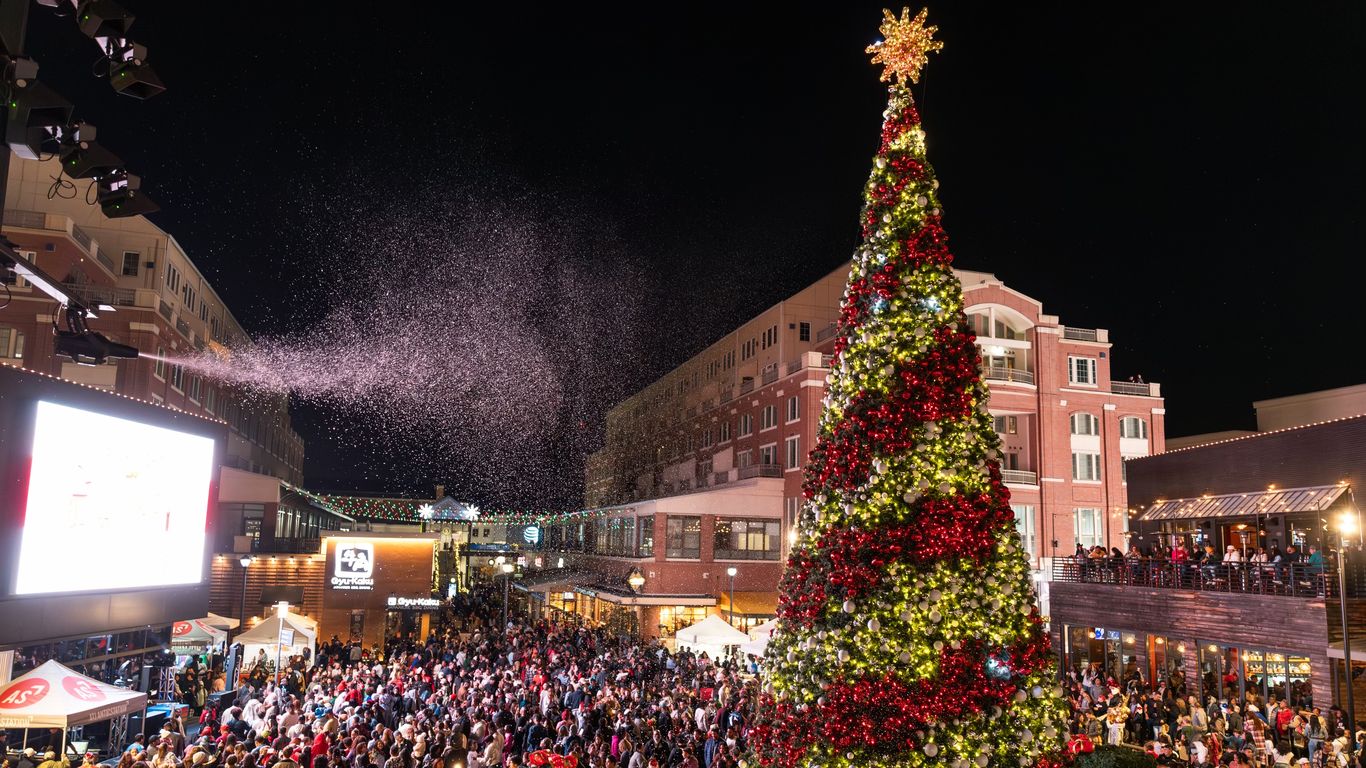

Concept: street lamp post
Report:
left=501, top=562, right=514, bottom=629
left=726, top=567, right=738, bottom=628
left=237, top=556, right=254, bottom=640
left=1339, top=509, right=1359, bottom=750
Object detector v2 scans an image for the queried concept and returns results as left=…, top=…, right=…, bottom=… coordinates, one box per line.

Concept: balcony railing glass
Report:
left=1051, top=558, right=1364, bottom=598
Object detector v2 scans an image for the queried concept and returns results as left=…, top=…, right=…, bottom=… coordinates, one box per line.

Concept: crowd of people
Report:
left=1063, top=665, right=1365, bottom=768
left=93, top=589, right=756, bottom=768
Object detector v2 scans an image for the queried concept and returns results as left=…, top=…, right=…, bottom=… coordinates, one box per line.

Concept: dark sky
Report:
left=18, top=3, right=1365, bottom=505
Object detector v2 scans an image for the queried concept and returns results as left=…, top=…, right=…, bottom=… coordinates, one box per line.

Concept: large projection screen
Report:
left=14, top=400, right=216, bottom=595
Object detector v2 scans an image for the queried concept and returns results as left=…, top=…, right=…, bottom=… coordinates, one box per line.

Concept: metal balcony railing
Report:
left=739, top=379, right=755, bottom=394
left=982, top=365, right=1035, bottom=385
left=1051, top=558, right=1365, bottom=598
left=1063, top=327, right=1098, bottom=342
left=62, top=282, right=138, bottom=308
left=816, top=322, right=838, bottom=342
left=719, top=387, right=734, bottom=403
left=737, top=464, right=783, bottom=480
left=1000, top=469, right=1038, bottom=485
left=1111, top=381, right=1156, bottom=396
left=159, top=300, right=173, bottom=321
left=761, top=367, right=779, bottom=385
left=175, top=317, right=192, bottom=339
left=713, top=471, right=730, bottom=485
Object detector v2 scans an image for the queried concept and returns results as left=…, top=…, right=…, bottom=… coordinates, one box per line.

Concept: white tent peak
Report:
left=0, top=659, right=146, bottom=729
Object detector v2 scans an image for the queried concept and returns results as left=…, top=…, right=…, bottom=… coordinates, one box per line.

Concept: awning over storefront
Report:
left=717, top=591, right=779, bottom=616
left=513, top=570, right=576, bottom=597
left=1140, top=484, right=1350, bottom=522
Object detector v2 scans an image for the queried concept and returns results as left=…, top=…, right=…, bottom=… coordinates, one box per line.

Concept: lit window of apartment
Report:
left=1072, top=451, right=1102, bottom=481
left=739, top=414, right=753, bottom=436
left=786, top=395, right=799, bottom=422
left=1068, top=356, right=1097, bottom=386
left=759, top=443, right=778, bottom=466
left=1069, top=413, right=1099, bottom=436
left=0, top=327, right=24, bottom=359
left=785, top=435, right=801, bottom=469
left=719, top=421, right=731, bottom=442
left=994, top=415, right=1018, bottom=434
left=665, top=516, right=701, bottom=559
left=799, top=322, right=810, bottom=342
left=121, top=251, right=140, bottom=276
left=714, top=518, right=780, bottom=560
left=1012, top=504, right=1036, bottom=555
left=637, top=516, right=654, bottom=557
left=1119, top=416, right=1148, bottom=439
left=760, top=404, right=777, bottom=430
left=1074, top=508, right=1104, bottom=548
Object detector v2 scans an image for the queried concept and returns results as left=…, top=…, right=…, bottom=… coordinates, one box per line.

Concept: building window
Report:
left=785, top=435, right=801, bottom=469
left=1069, top=413, right=1100, bottom=436
left=784, top=497, right=800, bottom=533
left=739, top=414, right=753, bottom=436
left=741, top=339, right=757, bottom=360
left=799, top=322, right=810, bottom=341
left=170, top=364, right=183, bottom=391
left=1072, top=451, right=1102, bottom=481
left=714, top=518, right=780, bottom=560
left=165, top=264, right=180, bottom=293
left=187, top=376, right=200, bottom=402
left=203, top=386, right=215, bottom=415
left=994, top=415, right=1018, bottom=434
left=702, top=428, right=715, bottom=448
left=665, top=516, right=701, bottom=559
left=761, top=405, right=777, bottom=430
left=1074, top=508, right=1104, bottom=548
left=121, top=252, right=140, bottom=276
left=153, top=346, right=166, bottom=379
left=760, top=325, right=778, bottom=349
left=1012, top=504, right=1036, bottom=556
left=786, top=395, right=799, bottom=422
left=637, top=516, right=654, bottom=557
left=736, top=449, right=752, bottom=468
left=760, top=444, right=778, bottom=466
left=182, top=283, right=195, bottom=309
left=1119, top=416, right=1148, bottom=439
left=1068, top=356, right=1097, bottom=386
left=0, top=327, right=24, bottom=359
left=719, top=421, right=731, bottom=442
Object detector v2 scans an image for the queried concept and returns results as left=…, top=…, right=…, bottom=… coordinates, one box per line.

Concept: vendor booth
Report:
left=674, top=615, right=749, bottom=659
left=202, top=613, right=241, bottom=631
left=232, top=612, right=317, bottom=667
left=0, top=660, right=147, bottom=757
left=170, top=619, right=227, bottom=654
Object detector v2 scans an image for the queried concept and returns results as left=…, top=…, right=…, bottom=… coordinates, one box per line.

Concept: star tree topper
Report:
left=866, top=7, right=944, bottom=84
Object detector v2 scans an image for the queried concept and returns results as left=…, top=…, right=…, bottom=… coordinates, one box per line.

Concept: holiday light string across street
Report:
left=751, top=8, right=1067, bottom=768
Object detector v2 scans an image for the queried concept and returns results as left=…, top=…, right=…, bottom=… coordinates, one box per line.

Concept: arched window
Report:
left=1120, top=416, right=1148, bottom=440
left=1070, top=412, right=1100, bottom=436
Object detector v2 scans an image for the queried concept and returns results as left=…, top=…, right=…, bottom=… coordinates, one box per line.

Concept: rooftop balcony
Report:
left=1000, top=469, right=1038, bottom=485
left=1052, top=558, right=1366, bottom=598
left=1111, top=380, right=1161, bottom=397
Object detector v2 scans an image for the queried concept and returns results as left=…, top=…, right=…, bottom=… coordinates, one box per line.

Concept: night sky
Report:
left=17, top=3, right=1364, bottom=505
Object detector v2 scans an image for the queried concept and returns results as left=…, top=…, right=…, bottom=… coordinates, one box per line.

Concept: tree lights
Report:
left=753, top=9, right=1065, bottom=768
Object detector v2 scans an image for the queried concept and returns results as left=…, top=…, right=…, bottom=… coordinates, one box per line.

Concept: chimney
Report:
left=434, top=484, right=446, bottom=500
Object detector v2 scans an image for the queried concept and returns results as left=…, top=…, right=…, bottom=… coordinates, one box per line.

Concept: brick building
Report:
left=549, top=264, right=1164, bottom=638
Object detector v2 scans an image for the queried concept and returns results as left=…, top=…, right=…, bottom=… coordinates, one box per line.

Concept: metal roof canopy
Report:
left=1140, top=484, right=1351, bottom=522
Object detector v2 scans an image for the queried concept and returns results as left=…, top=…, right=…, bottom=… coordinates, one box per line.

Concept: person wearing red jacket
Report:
left=1067, top=733, right=1095, bottom=755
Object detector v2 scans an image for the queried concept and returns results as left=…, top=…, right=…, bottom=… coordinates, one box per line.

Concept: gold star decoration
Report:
left=866, top=7, right=944, bottom=84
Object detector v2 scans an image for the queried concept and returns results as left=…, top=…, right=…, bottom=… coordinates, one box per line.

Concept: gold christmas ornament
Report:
left=866, top=7, right=944, bottom=84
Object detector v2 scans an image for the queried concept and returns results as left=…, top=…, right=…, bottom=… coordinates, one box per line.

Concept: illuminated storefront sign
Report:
left=386, top=596, right=441, bottom=610
left=331, top=542, right=376, bottom=590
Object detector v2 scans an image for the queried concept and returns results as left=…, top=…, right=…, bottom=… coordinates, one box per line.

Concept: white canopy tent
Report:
left=739, top=619, right=779, bottom=657
left=233, top=612, right=317, bottom=662
left=171, top=619, right=228, bottom=654
left=202, top=612, right=241, bottom=630
left=0, top=660, right=147, bottom=756
left=674, top=615, right=750, bottom=659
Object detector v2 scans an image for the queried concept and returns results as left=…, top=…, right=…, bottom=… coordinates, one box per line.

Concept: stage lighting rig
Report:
left=60, top=0, right=165, bottom=99
left=3, top=56, right=73, bottom=159
left=53, top=303, right=137, bottom=366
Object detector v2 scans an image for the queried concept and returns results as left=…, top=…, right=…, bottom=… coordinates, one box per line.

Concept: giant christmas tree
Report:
left=754, top=9, right=1066, bottom=768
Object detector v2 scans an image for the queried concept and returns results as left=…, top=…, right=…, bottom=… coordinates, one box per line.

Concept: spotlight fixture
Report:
left=4, top=60, right=73, bottom=159
left=74, top=0, right=136, bottom=40
left=55, top=121, right=124, bottom=179
left=107, top=43, right=164, bottom=100
left=96, top=169, right=158, bottom=218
